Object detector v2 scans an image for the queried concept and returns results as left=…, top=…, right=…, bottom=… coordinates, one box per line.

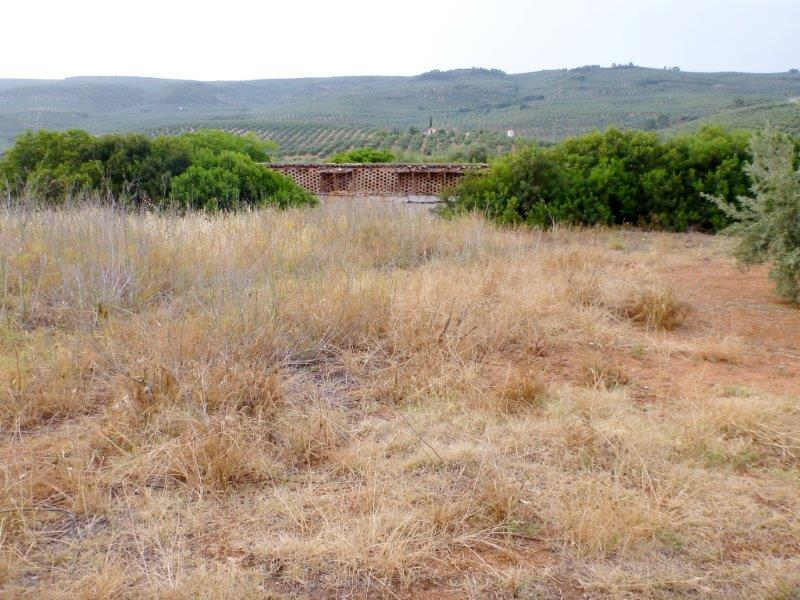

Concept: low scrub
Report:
left=442, top=126, right=757, bottom=232
left=329, top=147, right=395, bottom=163
left=0, top=129, right=315, bottom=210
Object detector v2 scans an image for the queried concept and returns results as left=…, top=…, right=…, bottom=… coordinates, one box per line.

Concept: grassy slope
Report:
left=667, top=99, right=800, bottom=136
left=1, top=203, right=799, bottom=598
left=155, top=121, right=517, bottom=161
left=2, top=67, right=800, bottom=152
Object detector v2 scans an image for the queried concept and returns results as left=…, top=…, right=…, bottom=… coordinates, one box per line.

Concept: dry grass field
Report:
left=1, top=202, right=799, bottom=599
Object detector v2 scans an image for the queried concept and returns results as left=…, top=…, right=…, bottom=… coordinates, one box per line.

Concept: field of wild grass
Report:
left=1, top=203, right=799, bottom=598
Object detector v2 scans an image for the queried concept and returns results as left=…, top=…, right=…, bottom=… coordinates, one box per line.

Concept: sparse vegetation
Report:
left=1, top=201, right=798, bottom=597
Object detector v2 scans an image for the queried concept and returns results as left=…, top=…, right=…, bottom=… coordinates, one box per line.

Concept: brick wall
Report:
left=267, top=163, right=486, bottom=196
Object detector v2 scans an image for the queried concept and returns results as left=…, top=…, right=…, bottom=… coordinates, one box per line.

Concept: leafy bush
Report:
left=709, top=127, right=800, bottom=302
left=442, top=127, right=753, bottom=232
left=0, top=129, right=316, bottom=210
left=328, top=148, right=395, bottom=163
left=442, top=146, right=567, bottom=225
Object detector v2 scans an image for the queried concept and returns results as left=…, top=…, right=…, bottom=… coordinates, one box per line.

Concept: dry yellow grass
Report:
left=1, top=202, right=799, bottom=598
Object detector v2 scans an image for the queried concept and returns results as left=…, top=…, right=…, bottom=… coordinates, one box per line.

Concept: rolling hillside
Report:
left=666, top=98, right=800, bottom=136
left=155, top=121, right=517, bottom=161
left=2, top=66, right=800, bottom=155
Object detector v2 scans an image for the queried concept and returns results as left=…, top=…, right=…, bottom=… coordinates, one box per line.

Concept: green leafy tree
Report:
left=0, top=129, right=100, bottom=199
left=138, top=136, right=193, bottom=200
left=94, top=133, right=153, bottom=199
left=443, top=126, right=752, bottom=232
left=180, top=130, right=274, bottom=162
left=466, top=145, right=489, bottom=163
left=442, top=146, right=567, bottom=225
left=172, top=150, right=315, bottom=210
left=171, top=165, right=240, bottom=210
left=0, top=129, right=312, bottom=211
left=709, top=127, right=800, bottom=302
left=329, top=148, right=395, bottom=163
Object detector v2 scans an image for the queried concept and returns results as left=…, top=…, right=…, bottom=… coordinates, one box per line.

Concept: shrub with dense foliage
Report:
left=710, top=127, right=800, bottom=302
left=0, top=129, right=316, bottom=210
left=329, top=148, right=395, bottom=163
left=442, top=126, right=756, bottom=232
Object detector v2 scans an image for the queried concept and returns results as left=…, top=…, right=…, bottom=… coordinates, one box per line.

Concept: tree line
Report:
left=0, top=129, right=315, bottom=210
left=441, top=126, right=797, bottom=232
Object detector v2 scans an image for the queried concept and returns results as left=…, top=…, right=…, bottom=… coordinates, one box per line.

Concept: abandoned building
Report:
left=267, top=163, right=486, bottom=197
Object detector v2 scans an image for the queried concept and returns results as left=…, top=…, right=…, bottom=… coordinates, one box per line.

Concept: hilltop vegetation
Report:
left=668, top=99, right=800, bottom=137
left=2, top=66, right=799, bottom=154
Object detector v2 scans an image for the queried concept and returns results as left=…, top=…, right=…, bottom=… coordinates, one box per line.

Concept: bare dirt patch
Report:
left=656, top=260, right=800, bottom=397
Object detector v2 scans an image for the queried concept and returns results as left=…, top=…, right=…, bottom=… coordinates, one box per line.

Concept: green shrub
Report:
left=0, top=129, right=315, bottom=210
left=442, top=126, right=753, bottom=232
left=709, top=127, right=800, bottom=303
left=171, top=151, right=315, bottom=210
left=0, top=129, right=102, bottom=199
left=444, top=146, right=567, bottom=225
left=329, top=148, right=395, bottom=163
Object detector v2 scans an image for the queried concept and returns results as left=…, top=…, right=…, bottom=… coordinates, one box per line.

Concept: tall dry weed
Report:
left=2, top=202, right=796, bottom=598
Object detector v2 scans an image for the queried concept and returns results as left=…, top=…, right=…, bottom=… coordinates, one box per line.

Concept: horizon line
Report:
left=3, top=64, right=799, bottom=84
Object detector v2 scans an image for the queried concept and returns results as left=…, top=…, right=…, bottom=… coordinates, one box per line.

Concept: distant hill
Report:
left=154, top=121, right=516, bottom=161
left=2, top=67, right=800, bottom=154
left=666, top=98, right=800, bottom=136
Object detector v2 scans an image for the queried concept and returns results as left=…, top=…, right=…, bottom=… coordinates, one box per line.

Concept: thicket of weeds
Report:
left=1, top=203, right=798, bottom=598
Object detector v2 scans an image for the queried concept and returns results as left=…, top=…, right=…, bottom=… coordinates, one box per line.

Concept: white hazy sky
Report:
left=2, top=0, right=798, bottom=80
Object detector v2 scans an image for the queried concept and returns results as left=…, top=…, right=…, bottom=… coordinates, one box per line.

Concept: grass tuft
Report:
left=0, top=202, right=797, bottom=597
left=620, top=288, right=690, bottom=330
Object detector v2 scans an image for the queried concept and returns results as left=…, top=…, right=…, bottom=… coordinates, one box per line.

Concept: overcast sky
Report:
left=2, top=0, right=798, bottom=80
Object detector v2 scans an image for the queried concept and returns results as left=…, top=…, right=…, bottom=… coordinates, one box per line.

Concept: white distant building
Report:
left=507, top=129, right=515, bottom=138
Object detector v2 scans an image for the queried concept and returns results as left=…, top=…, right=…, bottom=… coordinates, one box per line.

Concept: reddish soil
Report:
left=417, top=258, right=800, bottom=599
left=662, top=261, right=800, bottom=398
left=536, top=259, right=800, bottom=402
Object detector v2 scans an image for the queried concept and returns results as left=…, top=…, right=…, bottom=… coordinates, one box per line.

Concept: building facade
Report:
left=267, top=163, right=486, bottom=196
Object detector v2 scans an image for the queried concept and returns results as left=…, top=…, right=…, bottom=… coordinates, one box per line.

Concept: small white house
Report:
left=506, top=129, right=515, bottom=138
